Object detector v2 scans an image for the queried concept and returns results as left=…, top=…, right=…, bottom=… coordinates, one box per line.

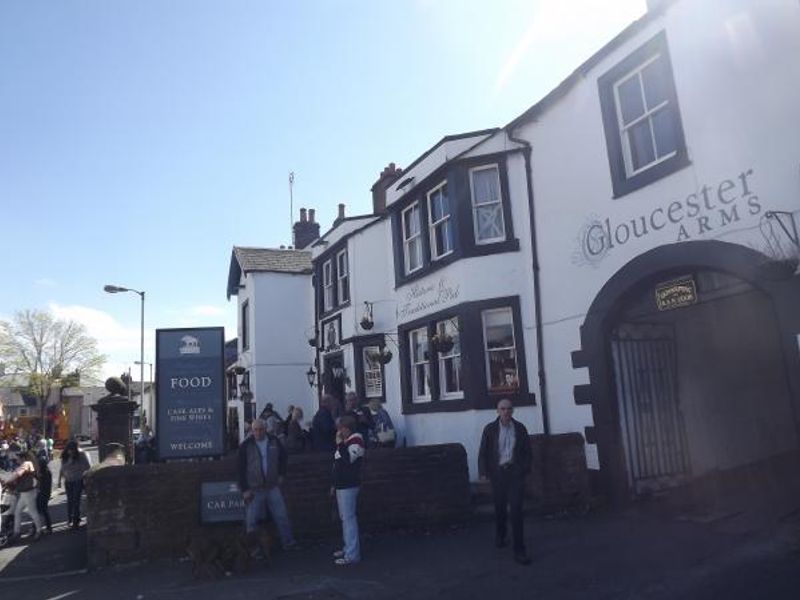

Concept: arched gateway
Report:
left=571, top=240, right=800, bottom=503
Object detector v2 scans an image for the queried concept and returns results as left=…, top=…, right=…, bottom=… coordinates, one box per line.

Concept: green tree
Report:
left=0, top=309, right=106, bottom=432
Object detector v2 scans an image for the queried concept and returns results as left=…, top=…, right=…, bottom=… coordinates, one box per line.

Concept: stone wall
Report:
left=85, top=443, right=471, bottom=568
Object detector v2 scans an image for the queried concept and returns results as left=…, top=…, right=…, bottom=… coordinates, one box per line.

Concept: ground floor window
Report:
left=410, top=327, right=431, bottom=402
left=398, top=295, right=533, bottom=414
left=363, top=346, right=383, bottom=399
left=482, top=307, right=519, bottom=392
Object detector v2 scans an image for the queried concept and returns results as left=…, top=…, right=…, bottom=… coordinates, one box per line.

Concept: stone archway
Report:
left=571, top=240, right=800, bottom=503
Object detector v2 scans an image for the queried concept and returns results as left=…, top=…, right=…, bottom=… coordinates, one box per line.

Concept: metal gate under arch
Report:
left=611, top=331, right=690, bottom=494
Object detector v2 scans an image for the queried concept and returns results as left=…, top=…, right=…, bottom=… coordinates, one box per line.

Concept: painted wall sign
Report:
left=200, top=481, right=245, bottom=523
left=156, top=327, right=225, bottom=459
left=397, top=276, right=461, bottom=320
left=573, top=168, right=762, bottom=267
left=322, top=316, right=341, bottom=352
left=655, top=279, right=698, bottom=311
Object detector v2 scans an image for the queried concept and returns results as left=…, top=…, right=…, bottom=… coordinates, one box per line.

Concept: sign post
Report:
left=156, top=327, right=225, bottom=459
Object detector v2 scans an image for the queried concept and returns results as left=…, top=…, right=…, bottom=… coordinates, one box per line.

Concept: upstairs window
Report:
left=614, top=54, right=677, bottom=176
left=336, top=249, right=349, bottom=304
left=323, top=259, right=334, bottom=312
left=470, top=165, right=506, bottom=244
left=428, top=182, right=453, bottom=260
left=482, top=307, right=518, bottom=392
left=403, top=203, right=423, bottom=274
left=599, top=32, right=688, bottom=197
left=241, top=300, right=250, bottom=351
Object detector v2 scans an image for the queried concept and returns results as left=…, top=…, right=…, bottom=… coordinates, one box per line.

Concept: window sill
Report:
left=402, top=390, right=535, bottom=414
left=395, top=239, right=519, bottom=288
left=319, top=300, right=351, bottom=321
left=612, top=154, right=691, bottom=199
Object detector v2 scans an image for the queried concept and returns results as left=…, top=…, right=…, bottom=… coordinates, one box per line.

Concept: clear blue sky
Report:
left=0, top=0, right=646, bottom=379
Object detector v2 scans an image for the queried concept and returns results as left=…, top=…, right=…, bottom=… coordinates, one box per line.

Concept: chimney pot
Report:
left=338, top=203, right=345, bottom=220
left=300, top=208, right=307, bottom=222
left=309, top=208, right=316, bottom=223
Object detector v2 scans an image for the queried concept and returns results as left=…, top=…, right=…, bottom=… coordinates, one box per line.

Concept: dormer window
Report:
left=470, top=165, right=505, bottom=244
left=428, top=182, right=453, bottom=260
left=402, top=202, right=423, bottom=274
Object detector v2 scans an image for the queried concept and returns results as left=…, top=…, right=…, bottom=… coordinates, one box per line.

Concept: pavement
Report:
left=1, top=493, right=799, bottom=600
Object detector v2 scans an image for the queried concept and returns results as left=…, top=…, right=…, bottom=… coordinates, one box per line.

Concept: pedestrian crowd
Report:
left=0, top=432, right=92, bottom=546
left=239, top=393, right=531, bottom=567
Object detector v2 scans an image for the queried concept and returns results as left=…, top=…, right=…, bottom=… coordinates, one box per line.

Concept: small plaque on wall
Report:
left=655, top=278, right=697, bottom=311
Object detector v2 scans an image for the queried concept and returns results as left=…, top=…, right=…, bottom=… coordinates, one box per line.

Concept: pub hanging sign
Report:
left=655, top=278, right=698, bottom=311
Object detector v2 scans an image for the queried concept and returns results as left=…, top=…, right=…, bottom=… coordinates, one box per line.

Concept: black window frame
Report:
left=598, top=30, right=690, bottom=198
left=241, top=300, right=250, bottom=351
left=390, top=152, right=519, bottom=288
left=398, top=295, right=534, bottom=415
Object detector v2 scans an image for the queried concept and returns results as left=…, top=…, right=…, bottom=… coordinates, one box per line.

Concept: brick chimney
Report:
left=334, top=203, right=346, bottom=226
left=371, top=162, right=403, bottom=215
left=293, top=207, right=320, bottom=249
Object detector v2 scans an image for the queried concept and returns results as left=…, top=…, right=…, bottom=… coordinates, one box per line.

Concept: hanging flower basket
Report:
left=360, top=317, right=374, bottom=331
left=430, top=334, right=454, bottom=354
left=378, top=348, right=393, bottom=365
left=756, top=257, right=799, bottom=281
left=308, top=337, right=317, bottom=347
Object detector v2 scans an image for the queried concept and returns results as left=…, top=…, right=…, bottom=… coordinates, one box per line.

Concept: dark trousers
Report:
left=36, top=491, right=52, bottom=532
left=491, top=465, right=525, bottom=554
left=65, top=480, right=83, bottom=526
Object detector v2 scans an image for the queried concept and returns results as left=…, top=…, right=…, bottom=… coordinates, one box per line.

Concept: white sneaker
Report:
left=332, top=549, right=345, bottom=559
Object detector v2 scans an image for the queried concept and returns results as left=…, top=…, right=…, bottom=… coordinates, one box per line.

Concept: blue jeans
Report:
left=245, top=486, right=295, bottom=548
left=336, top=487, right=360, bottom=562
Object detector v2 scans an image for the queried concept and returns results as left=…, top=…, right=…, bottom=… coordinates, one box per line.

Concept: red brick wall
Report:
left=85, top=443, right=471, bottom=568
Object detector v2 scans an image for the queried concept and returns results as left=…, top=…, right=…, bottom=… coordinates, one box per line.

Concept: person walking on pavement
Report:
left=478, top=398, right=532, bottom=565
left=58, top=440, right=91, bottom=529
left=237, top=418, right=297, bottom=550
left=331, top=414, right=365, bottom=566
left=0, top=445, right=44, bottom=541
left=35, top=450, right=53, bottom=534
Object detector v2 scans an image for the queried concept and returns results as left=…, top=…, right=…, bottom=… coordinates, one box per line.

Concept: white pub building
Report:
left=229, top=0, right=800, bottom=500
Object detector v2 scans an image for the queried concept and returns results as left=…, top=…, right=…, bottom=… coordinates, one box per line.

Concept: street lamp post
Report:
left=104, top=284, right=145, bottom=413
left=134, top=360, right=153, bottom=427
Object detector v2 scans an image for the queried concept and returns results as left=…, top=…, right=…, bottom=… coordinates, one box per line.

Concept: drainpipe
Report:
left=312, top=271, right=321, bottom=402
left=508, top=130, right=550, bottom=436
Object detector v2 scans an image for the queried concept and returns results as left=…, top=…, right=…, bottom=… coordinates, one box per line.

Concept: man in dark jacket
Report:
left=478, top=398, right=532, bottom=565
left=237, top=418, right=296, bottom=549
left=310, top=394, right=337, bottom=452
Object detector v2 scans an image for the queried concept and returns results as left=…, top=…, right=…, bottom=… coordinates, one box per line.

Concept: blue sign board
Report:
left=200, top=481, right=245, bottom=523
left=156, top=327, right=225, bottom=459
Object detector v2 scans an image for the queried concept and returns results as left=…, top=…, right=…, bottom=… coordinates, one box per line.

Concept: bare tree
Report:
left=0, top=309, right=106, bottom=433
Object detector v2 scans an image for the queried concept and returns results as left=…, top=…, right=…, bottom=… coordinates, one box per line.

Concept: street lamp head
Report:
left=104, top=284, right=128, bottom=293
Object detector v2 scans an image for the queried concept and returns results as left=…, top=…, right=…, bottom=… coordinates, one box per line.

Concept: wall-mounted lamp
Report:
left=306, top=366, right=317, bottom=388
left=360, top=301, right=374, bottom=330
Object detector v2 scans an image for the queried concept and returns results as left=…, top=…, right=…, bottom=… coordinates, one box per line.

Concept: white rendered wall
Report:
left=238, top=271, right=316, bottom=420
left=512, top=0, right=800, bottom=467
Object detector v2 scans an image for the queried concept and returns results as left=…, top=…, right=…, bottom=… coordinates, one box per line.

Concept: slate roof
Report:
left=227, top=246, right=312, bottom=298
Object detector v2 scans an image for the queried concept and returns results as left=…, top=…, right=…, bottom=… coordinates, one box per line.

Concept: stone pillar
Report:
left=92, top=377, right=137, bottom=463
